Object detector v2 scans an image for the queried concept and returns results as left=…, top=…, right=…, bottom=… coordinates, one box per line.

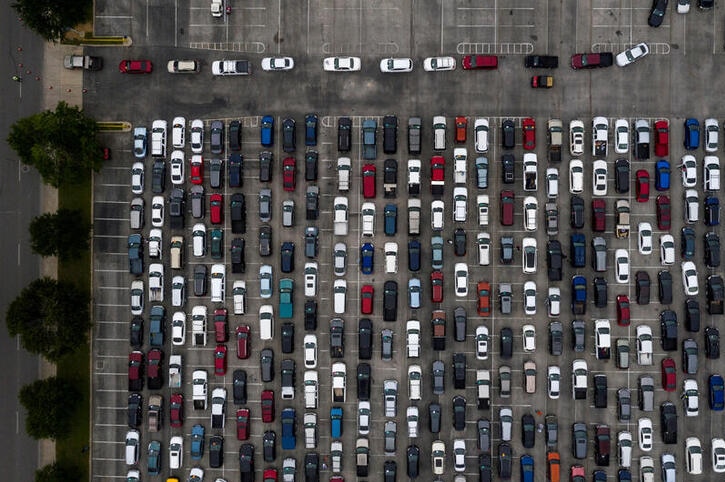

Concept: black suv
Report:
left=151, top=159, right=165, bottom=193
left=500, top=327, right=513, bottom=359
left=337, top=117, right=352, bottom=152
left=660, top=401, right=677, bottom=444
left=708, top=275, right=725, bottom=315
left=660, top=310, right=678, bottom=351
left=231, top=238, right=245, bottom=273
left=304, top=300, right=317, bottom=330
left=230, top=193, right=246, bottom=234
left=304, top=151, right=318, bottom=181
left=593, top=277, right=608, bottom=308
left=228, top=153, right=242, bottom=187
left=521, top=413, right=535, bottom=448
left=501, top=119, right=515, bottom=149
left=452, top=395, right=466, bottom=430
left=228, top=120, right=241, bottom=151
left=209, top=435, right=224, bottom=468
left=281, top=323, right=294, bottom=353
left=685, top=299, right=700, bottom=332
left=358, top=318, right=373, bottom=360
left=706, top=326, right=720, bottom=359
left=636, top=271, right=651, bottom=305
left=570, top=195, right=585, bottom=228
left=357, top=363, right=371, bottom=400
left=615, top=159, right=630, bottom=193
left=453, top=353, right=466, bottom=389
left=705, top=232, right=721, bottom=267
left=501, top=154, right=515, bottom=183
left=233, top=369, right=247, bottom=404
left=259, top=151, right=272, bottom=182
left=383, top=115, right=398, bottom=154
left=383, top=280, right=398, bottom=321
left=594, top=374, right=608, bottom=408
left=454, top=228, right=466, bottom=256
left=658, top=270, right=673, bottom=304
left=282, top=118, right=296, bottom=152
left=547, top=240, right=563, bottom=281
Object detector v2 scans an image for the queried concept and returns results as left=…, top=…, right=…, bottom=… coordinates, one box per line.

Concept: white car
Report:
left=571, top=359, right=588, bottom=398
left=614, top=119, right=629, bottom=154
left=212, top=60, right=250, bottom=75
left=475, top=325, right=488, bottom=360
left=358, top=401, right=371, bottom=435
left=592, top=160, right=608, bottom=196
left=151, top=196, right=164, bottom=227
left=333, top=197, right=349, bottom=236
left=477, top=232, right=491, bottom=266
left=261, top=56, right=294, bottom=71
left=379, top=57, right=413, bottom=72
left=636, top=325, right=653, bottom=365
left=705, top=118, right=719, bottom=152
left=523, top=281, right=536, bottom=315
left=170, top=150, right=184, bottom=185
left=172, top=116, right=185, bottom=148
left=476, top=195, right=489, bottom=227
left=474, top=118, right=489, bottom=152
left=712, top=437, right=725, bottom=473
left=192, top=223, right=206, bottom=257
left=595, top=320, right=612, bottom=359
left=638, top=222, right=653, bottom=254
left=677, top=0, right=691, bottom=13
left=169, top=436, right=183, bottom=469
left=686, top=437, right=704, bottom=475
left=171, top=311, right=186, bottom=345
left=361, top=202, right=375, bottom=236
left=569, top=119, right=585, bottom=155
left=616, top=42, right=650, bottom=67
left=681, top=155, right=697, bottom=187
left=304, top=334, right=317, bottom=368
left=615, top=249, right=630, bottom=283
left=454, top=263, right=468, bottom=297
left=660, top=234, right=675, bottom=265
left=423, top=56, right=456, bottom=71
left=569, top=159, right=584, bottom=193
left=210, top=0, right=223, bottom=17
left=522, top=237, right=537, bottom=274
left=190, top=119, right=204, bottom=154
left=431, top=440, right=446, bottom=475
left=333, top=242, right=347, bottom=276
left=431, top=200, right=445, bottom=231
left=304, top=262, right=318, bottom=297
left=384, top=242, right=398, bottom=274
left=407, top=406, right=419, bottom=438
left=453, top=439, right=466, bottom=472
left=130, top=280, right=144, bottom=315
left=704, top=156, right=721, bottom=191
left=131, top=162, right=144, bottom=194
left=618, top=431, right=633, bottom=468
left=547, top=366, right=560, bottom=399
left=453, top=187, right=467, bottom=222
left=546, top=167, right=559, bottom=198
left=523, top=196, right=538, bottom=231
left=232, top=280, right=246, bottom=315
left=683, top=379, right=699, bottom=416
left=323, top=56, right=361, bottom=72
left=547, top=287, right=561, bottom=317
left=638, top=418, right=653, bottom=451
left=685, top=189, right=699, bottom=223
left=592, top=116, right=609, bottom=155
left=682, top=261, right=699, bottom=295
left=522, top=324, right=536, bottom=352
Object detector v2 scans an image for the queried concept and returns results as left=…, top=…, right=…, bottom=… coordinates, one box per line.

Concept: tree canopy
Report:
left=35, top=461, right=82, bottom=482
left=19, top=377, right=80, bottom=440
left=12, top=0, right=91, bottom=42
left=6, top=277, right=91, bottom=362
left=7, top=101, right=102, bottom=187
left=29, top=209, right=91, bottom=260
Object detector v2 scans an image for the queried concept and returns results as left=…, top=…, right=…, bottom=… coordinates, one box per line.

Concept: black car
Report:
left=259, top=225, right=272, bottom=257
left=521, top=413, right=535, bottom=448
left=501, top=119, right=515, bottom=149
left=357, top=363, right=371, bottom=400
left=500, top=327, right=513, bottom=359
left=658, top=270, right=673, bottom=304
left=549, top=321, right=563, bottom=356
left=383, top=115, right=398, bottom=154
left=304, top=151, right=318, bottom=181
left=128, top=393, right=142, bottom=428
left=408, top=240, right=421, bottom=271
left=648, top=0, right=668, bottom=28
left=130, top=316, right=144, bottom=348
left=660, top=310, right=678, bottom=351
left=151, top=159, right=165, bottom=193
left=500, top=236, right=514, bottom=264
left=384, top=159, right=397, bottom=198
left=571, top=195, right=585, bottom=228
left=263, top=430, right=276, bottom=462
left=305, top=186, right=319, bottom=221
left=524, top=55, right=559, bottom=68
left=209, top=435, right=224, bottom=468
left=282, top=118, right=296, bottom=152
left=260, top=348, right=274, bottom=382
left=228, top=153, right=243, bottom=187
left=593, top=277, right=608, bottom=308
left=383, top=459, right=397, bottom=482
left=705, top=232, right=721, bottom=267
left=498, top=442, right=512, bottom=479
left=231, top=238, right=245, bottom=274
left=706, top=326, right=720, bottom=359
left=453, top=353, right=466, bottom=389
left=547, top=240, right=563, bottom=281
left=501, top=154, right=515, bottom=183
left=330, top=318, right=344, bottom=358
left=233, top=369, right=247, bottom=404
left=660, top=401, right=677, bottom=444
left=230, top=193, right=246, bottom=234
left=239, top=444, right=254, bottom=482
left=281, top=323, right=294, bottom=354
left=453, top=395, right=466, bottom=430
left=280, top=242, right=295, bottom=273
left=594, top=374, right=608, bottom=408
left=337, top=117, right=352, bottom=152
left=193, top=265, right=207, bottom=296
left=358, top=318, right=373, bottom=360
left=383, top=280, right=398, bottom=322
left=304, top=300, right=317, bottom=330
left=304, top=113, right=318, bottom=147
left=429, top=402, right=441, bottom=433
left=168, top=188, right=185, bottom=229
left=259, top=151, right=272, bottom=182
left=681, top=227, right=696, bottom=259
left=479, top=453, right=493, bottom=482
left=454, top=306, right=467, bottom=342
left=708, top=275, right=725, bottom=314
left=406, top=445, right=419, bottom=478
left=615, top=159, right=630, bottom=193
left=304, top=452, right=319, bottom=482
left=636, top=271, right=650, bottom=305
left=228, top=120, right=241, bottom=151
left=453, top=228, right=466, bottom=256
left=685, top=299, right=700, bottom=332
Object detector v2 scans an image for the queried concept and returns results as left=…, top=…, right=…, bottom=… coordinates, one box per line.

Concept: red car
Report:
left=263, top=469, right=278, bottom=482
left=462, top=54, right=499, bottom=70
left=210, top=193, right=223, bottom=224
left=261, top=389, right=275, bottom=422
left=591, top=199, right=606, bottom=232
left=236, top=324, right=250, bottom=359
left=236, top=408, right=250, bottom=440
left=214, top=345, right=227, bottom=376
left=522, top=117, right=536, bottom=150
left=360, top=284, right=374, bottom=314
left=282, top=157, right=296, bottom=192
left=570, top=465, right=586, bottom=479
left=477, top=281, right=491, bottom=316
left=657, top=195, right=671, bottom=230
left=661, top=357, right=677, bottom=391
left=214, top=308, right=228, bottom=343
left=362, top=163, right=376, bottom=198
left=190, top=156, right=203, bottom=184
left=616, top=295, right=631, bottom=326
left=128, top=351, right=144, bottom=391
left=169, top=393, right=184, bottom=428
left=455, top=116, right=468, bottom=143
left=654, top=120, right=669, bottom=157
left=636, top=169, right=650, bottom=202
left=570, top=52, right=613, bottom=69
left=431, top=270, right=444, bottom=303
left=119, top=60, right=153, bottom=74
left=500, top=190, right=515, bottom=226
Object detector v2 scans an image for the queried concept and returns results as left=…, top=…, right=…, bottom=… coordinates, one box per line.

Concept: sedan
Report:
left=475, top=326, right=488, bottom=360
left=636, top=169, right=650, bottom=202
left=592, top=160, right=607, bottom=196
left=662, top=357, right=677, bottom=391
left=657, top=195, right=671, bottom=230
left=569, top=159, right=584, bottom=193
left=638, top=222, right=653, bottom=254
left=170, top=151, right=184, bottom=185
left=323, top=56, right=361, bottom=71
left=681, top=155, right=697, bottom=187
left=423, top=56, right=456, bottom=71
left=616, top=42, right=649, bottom=67
left=454, top=263, right=468, bottom=297
left=638, top=418, right=653, bottom=451
left=431, top=270, right=444, bottom=303
left=682, top=261, right=699, bottom=295
left=379, top=57, right=413, bottom=72
left=119, top=60, right=153, bottom=73
left=360, top=285, right=374, bottom=314
left=236, top=325, right=250, bottom=359
left=214, top=345, right=227, bottom=376
left=615, top=249, right=630, bottom=283
left=261, top=56, right=294, bottom=71
left=570, top=120, right=585, bottom=155
left=713, top=438, right=725, bottom=473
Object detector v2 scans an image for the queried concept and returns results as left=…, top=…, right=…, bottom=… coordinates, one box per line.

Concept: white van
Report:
left=384, top=242, right=398, bottom=273
left=433, top=116, right=446, bottom=151
left=125, top=430, right=140, bottom=465
left=172, top=116, right=186, bottom=148
left=210, top=264, right=225, bottom=302
left=333, top=279, right=347, bottom=314
left=170, top=236, right=183, bottom=269
left=259, top=305, right=274, bottom=340
left=192, top=224, right=206, bottom=257
left=431, top=200, right=444, bottom=231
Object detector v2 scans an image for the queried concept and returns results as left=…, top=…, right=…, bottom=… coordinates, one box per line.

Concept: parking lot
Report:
left=85, top=1, right=725, bottom=481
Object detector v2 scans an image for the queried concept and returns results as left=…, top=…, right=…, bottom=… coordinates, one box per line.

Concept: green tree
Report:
left=12, top=0, right=91, bottom=42
left=35, top=461, right=82, bottom=482
left=29, top=209, right=91, bottom=260
left=6, top=278, right=91, bottom=362
left=19, top=377, right=80, bottom=440
left=7, top=101, right=102, bottom=187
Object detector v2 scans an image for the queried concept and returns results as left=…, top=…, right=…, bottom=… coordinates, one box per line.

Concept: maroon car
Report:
left=657, top=195, right=671, bottom=230
left=169, top=393, right=184, bottom=428
left=570, top=52, right=613, bottom=69
left=236, top=324, right=250, bottom=359
left=119, top=60, right=153, bottom=74
left=237, top=408, right=250, bottom=440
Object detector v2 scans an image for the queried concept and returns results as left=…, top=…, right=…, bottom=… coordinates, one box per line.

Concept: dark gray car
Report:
left=572, top=422, right=588, bottom=459
left=545, top=414, right=558, bottom=449
left=432, top=360, right=444, bottom=394
left=259, top=189, right=272, bottom=222
left=193, top=265, right=207, bottom=296
left=572, top=320, right=585, bottom=352
left=209, top=158, right=223, bottom=188
left=191, top=185, right=205, bottom=218
left=210, top=120, right=224, bottom=154
left=260, top=348, right=274, bottom=382
left=454, top=306, right=467, bottom=342
left=429, top=402, right=441, bottom=433
left=478, top=419, right=491, bottom=452
left=549, top=321, right=563, bottom=356
left=259, top=224, right=272, bottom=257
left=682, top=338, right=698, bottom=374
left=233, top=369, right=247, bottom=404
left=617, top=388, right=631, bottom=422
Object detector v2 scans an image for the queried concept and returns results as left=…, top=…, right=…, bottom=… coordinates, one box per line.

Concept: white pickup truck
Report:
left=168, top=355, right=182, bottom=388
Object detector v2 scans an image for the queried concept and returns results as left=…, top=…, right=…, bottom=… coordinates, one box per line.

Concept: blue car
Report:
left=520, top=454, right=534, bottom=482
left=710, top=374, right=724, bottom=410
left=361, top=243, right=374, bottom=274
left=281, top=408, right=296, bottom=449
left=570, top=233, right=586, bottom=268
left=384, top=204, right=397, bottom=236
left=304, top=113, right=318, bottom=146
left=261, top=115, right=274, bottom=147
left=655, top=160, right=670, bottom=190
left=330, top=407, right=343, bottom=438
left=618, top=469, right=632, bottom=482
left=705, top=196, right=720, bottom=226
left=684, top=118, right=700, bottom=150
left=190, top=424, right=205, bottom=460
left=408, top=240, right=421, bottom=272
